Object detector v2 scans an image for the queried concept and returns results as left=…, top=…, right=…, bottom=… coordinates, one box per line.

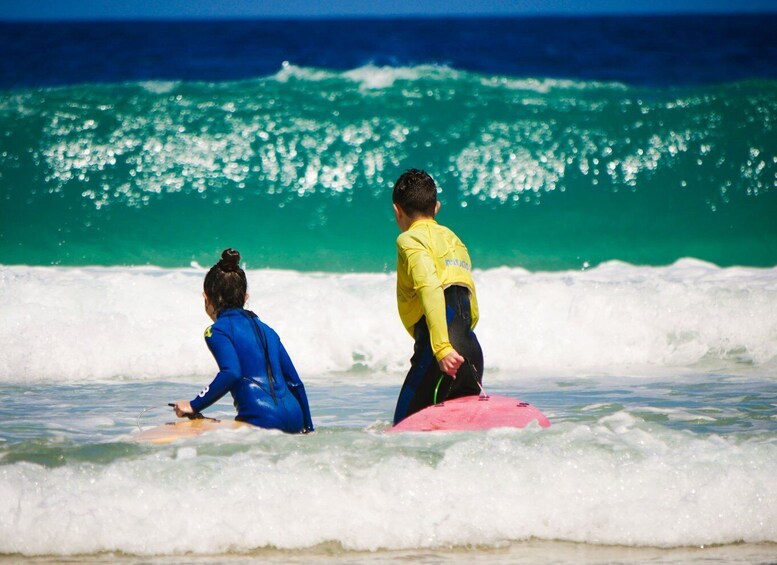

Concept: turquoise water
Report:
left=2, top=67, right=776, bottom=271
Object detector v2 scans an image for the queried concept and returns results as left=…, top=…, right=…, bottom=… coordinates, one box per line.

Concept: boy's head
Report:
left=392, top=169, right=438, bottom=218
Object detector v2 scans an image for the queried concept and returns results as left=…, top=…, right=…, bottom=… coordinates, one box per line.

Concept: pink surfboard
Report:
left=389, top=394, right=551, bottom=432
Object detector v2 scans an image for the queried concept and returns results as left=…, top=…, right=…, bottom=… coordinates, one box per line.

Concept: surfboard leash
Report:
left=136, top=404, right=171, bottom=432
left=435, top=359, right=489, bottom=404
left=468, top=362, right=489, bottom=400
left=136, top=403, right=205, bottom=432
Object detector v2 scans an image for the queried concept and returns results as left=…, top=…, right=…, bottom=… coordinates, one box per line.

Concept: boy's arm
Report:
left=438, top=349, right=465, bottom=377
left=402, top=242, right=456, bottom=362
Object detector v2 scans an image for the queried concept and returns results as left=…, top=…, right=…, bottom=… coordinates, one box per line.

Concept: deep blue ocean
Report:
left=1, top=16, right=776, bottom=564
left=3, top=16, right=777, bottom=88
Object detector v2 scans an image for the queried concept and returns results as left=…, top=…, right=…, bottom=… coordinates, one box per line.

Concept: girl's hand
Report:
left=173, top=400, right=194, bottom=418
left=438, top=350, right=465, bottom=378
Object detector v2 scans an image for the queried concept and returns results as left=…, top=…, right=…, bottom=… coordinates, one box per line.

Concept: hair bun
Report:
left=218, top=248, right=241, bottom=272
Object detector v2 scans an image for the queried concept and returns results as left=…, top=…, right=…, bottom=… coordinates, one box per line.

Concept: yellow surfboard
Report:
left=132, top=417, right=251, bottom=445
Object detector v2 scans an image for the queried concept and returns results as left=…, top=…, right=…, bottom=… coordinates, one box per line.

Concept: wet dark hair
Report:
left=392, top=169, right=438, bottom=217
left=203, top=248, right=247, bottom=314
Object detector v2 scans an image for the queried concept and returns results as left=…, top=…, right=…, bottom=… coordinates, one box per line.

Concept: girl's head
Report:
left=203, top=248, right=247, bottom=318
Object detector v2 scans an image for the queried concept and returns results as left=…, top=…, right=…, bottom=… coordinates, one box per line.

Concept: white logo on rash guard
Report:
left=198, top=386, right=210, bottom=398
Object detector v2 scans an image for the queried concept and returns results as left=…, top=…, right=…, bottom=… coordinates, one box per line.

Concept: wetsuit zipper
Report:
left=242, top=310, right=278, bottom=404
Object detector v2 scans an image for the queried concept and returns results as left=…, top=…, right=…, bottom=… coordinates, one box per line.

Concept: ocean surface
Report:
left=1, top=16, right=776, bottom=565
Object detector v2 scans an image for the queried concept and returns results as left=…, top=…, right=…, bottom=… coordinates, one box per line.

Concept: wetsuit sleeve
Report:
left=279, top=342, right=315, bottom=432
left=403, top=242, right=454, bottom=362
left=190, top=326, right=241, bottom=413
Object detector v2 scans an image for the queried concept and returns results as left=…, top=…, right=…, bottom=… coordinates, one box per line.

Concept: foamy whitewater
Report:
left=1, top=261, right=776, bottom=560
left=1, top=260, right=776, bottom=382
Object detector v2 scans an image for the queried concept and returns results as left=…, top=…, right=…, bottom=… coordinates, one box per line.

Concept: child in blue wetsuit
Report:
left=173, top=248, right=314, bottom=433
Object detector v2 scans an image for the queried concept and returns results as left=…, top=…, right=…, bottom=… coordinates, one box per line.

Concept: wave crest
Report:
left=1, top=260, right=775, bottom=383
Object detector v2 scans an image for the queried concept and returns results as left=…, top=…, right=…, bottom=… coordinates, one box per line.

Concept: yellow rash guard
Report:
left=396, top=218, right=479, bottom=361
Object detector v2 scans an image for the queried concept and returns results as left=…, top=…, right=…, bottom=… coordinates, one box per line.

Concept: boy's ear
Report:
left=434, top=201, right=441, bottom=215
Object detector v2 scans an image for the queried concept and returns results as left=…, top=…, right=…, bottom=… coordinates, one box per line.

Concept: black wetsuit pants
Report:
left=393, top=285, right=484, bottom=424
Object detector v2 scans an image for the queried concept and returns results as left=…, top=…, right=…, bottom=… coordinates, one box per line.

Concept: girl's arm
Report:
left=279, top=342, right=315, bottom=432
left=189, top=326, right=241, bottom=413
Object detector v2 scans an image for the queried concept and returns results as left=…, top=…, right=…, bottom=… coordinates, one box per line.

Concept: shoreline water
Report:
left=2, top=541, right=777, bottom=565
left=2, top=373, right=775, bottom=558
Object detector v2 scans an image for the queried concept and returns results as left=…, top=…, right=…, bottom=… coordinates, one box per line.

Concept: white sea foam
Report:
left=343, top=64, right=458, bottom=89
left=138, top=80, right=181, bottom=94
left=271, top=62, right=459, bottom=90
left=0, top=417, right=775, bottom=555
left=272, top=61, right=337, bottom=83
left=478, top=75, right=628, bottom=93
left=271, top=63, right=611, bottom=93
left=0, top=260, right=776, bottom=383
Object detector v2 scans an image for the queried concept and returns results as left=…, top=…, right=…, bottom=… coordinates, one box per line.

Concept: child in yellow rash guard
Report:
left=396, top=219, right=480, bottom=358
left=392, top=169, right=484, bottom=425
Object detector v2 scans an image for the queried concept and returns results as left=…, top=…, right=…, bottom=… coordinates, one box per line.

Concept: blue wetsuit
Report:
left=190, top=308, right=314, bottom=433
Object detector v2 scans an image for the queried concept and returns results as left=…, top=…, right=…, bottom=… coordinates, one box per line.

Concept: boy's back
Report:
left=391, top=169, right=484, bottom=424
left=396, top=217, right=479, bottom=361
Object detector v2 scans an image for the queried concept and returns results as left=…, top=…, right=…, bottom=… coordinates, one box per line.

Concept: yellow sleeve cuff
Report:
left=433, top=344, right=455, bottom=362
